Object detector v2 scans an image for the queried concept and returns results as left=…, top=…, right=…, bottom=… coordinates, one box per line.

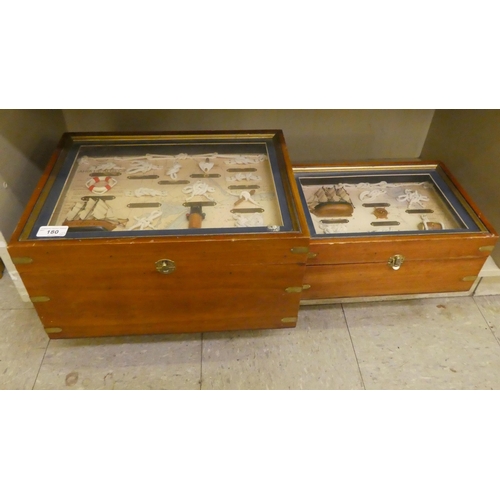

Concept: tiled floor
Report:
left=2, top=270, right=500, bottom=390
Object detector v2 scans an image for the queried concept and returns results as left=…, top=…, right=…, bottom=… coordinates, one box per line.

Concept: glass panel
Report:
left=25, top=135, right=295, bottom=240
left=296, top=170, right=483, bottom=237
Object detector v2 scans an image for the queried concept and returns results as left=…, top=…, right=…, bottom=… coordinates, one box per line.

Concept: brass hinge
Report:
left=284, top=285, right=312, bottom=293
left=462, top=276, right=478, bottom=282
left=31, top=296, right=50, bottom=303
left=281, top=317, right=298, bottom=323
left=479, top=246, right=495, bottom=252
left=307, top=252, right=318, bottom=259
left=12, top=257, right=33, bottom=265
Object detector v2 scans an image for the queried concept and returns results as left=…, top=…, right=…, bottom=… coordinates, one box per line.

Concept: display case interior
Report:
left=295, top=165, right=487, bottom=238
left=20, top=133, right=297, bottom=241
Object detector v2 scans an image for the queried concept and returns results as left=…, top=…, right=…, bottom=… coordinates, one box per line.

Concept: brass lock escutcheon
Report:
left=155, top=259, right=176, bottom=274
left=387, top=254, right=405, bottom=270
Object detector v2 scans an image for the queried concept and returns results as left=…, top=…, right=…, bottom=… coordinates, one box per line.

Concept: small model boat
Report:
left=63, top=199, right=128, bottom=231
left=308, top=186, right=354, bottom=217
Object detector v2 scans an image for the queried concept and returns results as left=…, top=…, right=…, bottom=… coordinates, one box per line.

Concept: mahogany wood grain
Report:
left=302, top=258, right=485, bottom=299
left=9, top=234, right=309, bottom=268
left=308, top=233, right=497, bottom=265
left=25, top=259, right=306, bottom=338
left=9, top=227, right=308, bottom=339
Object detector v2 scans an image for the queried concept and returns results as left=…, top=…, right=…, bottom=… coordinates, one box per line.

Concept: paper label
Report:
left=36, top=226, right=69, bottom=237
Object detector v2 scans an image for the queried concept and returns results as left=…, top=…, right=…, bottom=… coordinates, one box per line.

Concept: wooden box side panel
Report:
left=9, top=239, right=308, bottom=338
left=302, top=258, right=486, bottom=300
left=308, top=233, right=498, bottom=265
left=28, top=262, right=306, bottom=338
left=9, top=232, right=309, bottom=268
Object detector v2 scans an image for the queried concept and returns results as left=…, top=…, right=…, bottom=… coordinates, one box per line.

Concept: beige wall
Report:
left=421, top=109, right=500, bottom=264
left=63, top=109, right=434, bottom=162
left=0, top=110, right=66, bottom=239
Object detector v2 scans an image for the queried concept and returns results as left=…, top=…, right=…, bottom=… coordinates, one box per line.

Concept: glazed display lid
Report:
left=18, top=131, right=306, bottom=241
left=293, top=162, right=490, bottom=238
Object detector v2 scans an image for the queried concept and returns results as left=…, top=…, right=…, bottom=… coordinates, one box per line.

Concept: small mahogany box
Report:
left=293, top=161, right=498, bottom=301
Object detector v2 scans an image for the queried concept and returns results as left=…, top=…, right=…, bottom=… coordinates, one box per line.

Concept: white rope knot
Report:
left=226, top=172, right=262, bottom=182
left=124, top=188, right=166, bottom=197
left=78, top=156, right=90, bottom=166
left=233, top=213, right=265, bottom=227
left=341, top=181, right=388, bottom=189
left=225, top=155, right=266, bottom=165
left=319, top=222, right=347, bottom=234
left=89, top=162, right=122, bottom=173
left=182, top=181, right=215, bottom=201
left=359, top=189, right=387, bottom=201
left=397, top=189, right=429, bottom=208
left=129, top=210, right=162, bottom=230
left=235, top=190, right=261, bottom=206
left=127, top=161, right=162, bottom=174
left=166, top=163, right=182, bottom=179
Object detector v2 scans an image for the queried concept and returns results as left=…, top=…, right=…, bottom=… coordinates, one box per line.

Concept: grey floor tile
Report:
left=0, top=308, right=49, bottom=389
left=474, top=276, right=500, bottom=296
left=201, top=305, right=363, bottom=390
left=0, top=271, right=33, bottom=310
left=474, top=295, right=500, bottom=342
left=343, top=297, right=500, bottom=390
left=34, top=334, right=202, bottom=390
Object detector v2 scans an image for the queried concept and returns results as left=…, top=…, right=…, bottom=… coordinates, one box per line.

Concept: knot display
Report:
left=182, top=181, right=215, bottom=201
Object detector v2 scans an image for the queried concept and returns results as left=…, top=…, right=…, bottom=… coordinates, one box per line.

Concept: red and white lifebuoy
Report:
left=85, top=176, right=117, bottom=194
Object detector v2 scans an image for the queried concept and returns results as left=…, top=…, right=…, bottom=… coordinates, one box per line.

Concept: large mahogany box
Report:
left=8, top=131, right=310, bottom=339
left=293, top=161, right=498, bottom=301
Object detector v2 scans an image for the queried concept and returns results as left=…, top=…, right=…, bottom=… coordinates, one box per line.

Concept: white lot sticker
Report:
left=36, top=226, right=69, bottom=237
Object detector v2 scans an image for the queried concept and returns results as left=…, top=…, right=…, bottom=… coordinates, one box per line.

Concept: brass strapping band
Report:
left=31, top=296, right=50, bottom=303
left=12, top=257, right=33, bottom=265
left=290, top=247, right=309, bottom=254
